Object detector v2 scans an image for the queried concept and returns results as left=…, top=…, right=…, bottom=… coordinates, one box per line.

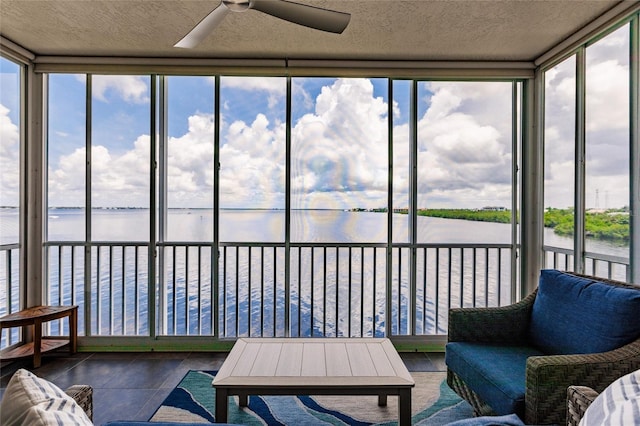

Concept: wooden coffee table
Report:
left=213, top=337, right=414, bottom=425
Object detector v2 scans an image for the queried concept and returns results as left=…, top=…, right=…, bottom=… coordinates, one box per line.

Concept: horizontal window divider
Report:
left=32, top=57, right=535, bottom=79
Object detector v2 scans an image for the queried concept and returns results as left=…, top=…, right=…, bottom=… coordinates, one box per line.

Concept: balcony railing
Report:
left=543, top=245, right=630, bottom=282
left=35, top=241, right=516, bottom=341
left=2, top=241, right=631, bottom=349
left=0, top=243, right=20, bottom=347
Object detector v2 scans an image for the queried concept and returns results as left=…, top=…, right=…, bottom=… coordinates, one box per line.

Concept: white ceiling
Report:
left=0, top=0, right=630, bottom=62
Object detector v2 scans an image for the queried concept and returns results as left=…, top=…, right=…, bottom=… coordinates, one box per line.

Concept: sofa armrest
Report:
left=567, top=386, right=598, bottom=426
left=65, top=385, right=93, bottom=422
left=447, top=290, right=536, bottom=344
left=525, top=338, right=640, bottom=425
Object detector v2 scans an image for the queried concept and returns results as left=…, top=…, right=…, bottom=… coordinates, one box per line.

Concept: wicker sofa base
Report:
left=65, top=384, right=93, bottom=421
left=566, top=386, right=599, bottom=426
left=447, top=370, right=496, bottom=418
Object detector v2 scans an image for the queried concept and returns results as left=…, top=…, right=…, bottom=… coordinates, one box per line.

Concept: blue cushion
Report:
left=529, top=269, right=640, bottom=355
left=445, top=342, right=545, bottom=417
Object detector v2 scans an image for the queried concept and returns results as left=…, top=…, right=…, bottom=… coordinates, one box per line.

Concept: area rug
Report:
left=150, top=370, right=474, bottom=425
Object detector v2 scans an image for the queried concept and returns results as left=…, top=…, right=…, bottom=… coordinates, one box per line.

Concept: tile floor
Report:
left=0, top=350, right=446, bottom=425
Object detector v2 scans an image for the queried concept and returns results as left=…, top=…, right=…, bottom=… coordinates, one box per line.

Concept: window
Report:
left=544, top=56, right=576, bottom=262
left=0, top=57, right=22, bottom=348
left=585, top=26, right=630, bottom=272
left=412, top=81, right=516, bottom=334
left=41, top=73, right=523, bottom=341
left=542, top=22, right=633, bottom=281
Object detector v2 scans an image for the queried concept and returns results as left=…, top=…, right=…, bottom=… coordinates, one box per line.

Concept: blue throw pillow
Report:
left=528, top=269, right=640, bottom=355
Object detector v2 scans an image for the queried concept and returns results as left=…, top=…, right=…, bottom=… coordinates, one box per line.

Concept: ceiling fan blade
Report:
left=175, top=4, right=230, bottom=48
left=251, top=0, right=350, bottom=34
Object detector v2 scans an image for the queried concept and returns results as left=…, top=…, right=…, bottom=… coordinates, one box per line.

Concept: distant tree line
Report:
left=544, top=207, right=629, bottom=243
left=416, top=208, right=511, bottom=223
left=407, top=208, right=630, bottom=243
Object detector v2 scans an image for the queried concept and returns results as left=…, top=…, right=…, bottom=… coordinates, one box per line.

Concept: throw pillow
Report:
left=0, top=368, right=92, bottom=426
left=579, top=369, right=640, bottom=426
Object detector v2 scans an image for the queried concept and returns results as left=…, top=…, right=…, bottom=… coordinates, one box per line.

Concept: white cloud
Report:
left=543, top=27, right=630, bottom=209
left=0, top=104, right=20, bottom=205
left=222, top=76, right=285, bottom=109
left=89, top=75, right=149, bottom=104
left=289, top=78, right=389, bottom=209
left=411, top=82, right=512, bottom=208
left=585, top=60, right=629, bottom=132
left=46, top=77, right=517, bottom=210
left=222, top=76, right=285, bottom=94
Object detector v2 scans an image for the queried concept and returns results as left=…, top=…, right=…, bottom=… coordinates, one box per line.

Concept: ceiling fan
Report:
left=175, top=0, right=351, bottom=48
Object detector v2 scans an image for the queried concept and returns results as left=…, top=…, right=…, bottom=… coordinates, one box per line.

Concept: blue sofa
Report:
left=445, top=269, right=640, bottom=425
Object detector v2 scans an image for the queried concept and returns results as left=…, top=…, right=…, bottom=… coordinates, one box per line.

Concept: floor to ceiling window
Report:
left=291, top=77, right=389, bottom=338
left=160, top=76, right=215, bottom=336
left=39, top=72, right=523, bottom=343
left=218, top=76, right=286, bottom=337
left=411, top=81, right=517, bottom=335
left=46, top=74, right=87, bottom=335
left=543, top=56, right=577, bottom=269
left=0, top=57, right=22, bottom=349
left=585, top=25, right=630, bottom=277
left=46, top=74, right=152, bottom=337
left=543, top=21, right=633, bottom=281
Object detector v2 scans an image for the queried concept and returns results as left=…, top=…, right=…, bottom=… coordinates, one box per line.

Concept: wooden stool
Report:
left=0, top=305, right=78, bottom=368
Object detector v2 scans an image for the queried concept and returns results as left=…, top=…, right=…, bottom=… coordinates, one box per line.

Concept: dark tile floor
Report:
left=0, top=350, right=446, bottom=425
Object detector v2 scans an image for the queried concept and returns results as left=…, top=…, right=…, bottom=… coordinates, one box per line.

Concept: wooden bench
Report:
left=0, top=305, right=78, bottom=368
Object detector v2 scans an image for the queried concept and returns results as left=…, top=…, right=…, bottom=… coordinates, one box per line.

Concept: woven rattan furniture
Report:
left=566, top=385, right=598, bottom=426
left=446, top=270, right=640, bottom=425
left=66, top=384, right=94, bottom=422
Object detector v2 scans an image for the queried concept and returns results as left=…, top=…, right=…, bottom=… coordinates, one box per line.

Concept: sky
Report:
left=544, top=25, right=631, bottom=210
left=0, top=24, right=633, bottom=211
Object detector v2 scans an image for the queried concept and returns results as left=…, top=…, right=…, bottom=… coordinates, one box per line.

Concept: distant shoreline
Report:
left=2, top=206, right=630, bottom=244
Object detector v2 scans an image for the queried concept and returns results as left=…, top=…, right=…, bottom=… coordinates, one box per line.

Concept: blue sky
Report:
left=38, top=75, right=514, bottom=210
left=0, top=24, right=633, bottom=211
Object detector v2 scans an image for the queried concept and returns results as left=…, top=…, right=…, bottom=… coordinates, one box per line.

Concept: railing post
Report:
left=284, top=76, right=292, bottom=337
left=574, top=48, right=587, bottom=275
left=83, top=75, right=92, bottom=336
left=630, top=14, right=640, bottom=284
left=148, top=75, right=157, bottom=339
left=213, top=76, right=221, bottom=340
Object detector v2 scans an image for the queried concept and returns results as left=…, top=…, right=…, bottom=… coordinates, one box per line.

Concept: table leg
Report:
left=69, top=307, right=78, bottom=354
left=33, top=321, right=42, bottom=368
left=238, top=392, right=248, bottom=407
left=378, top=393, right=387, bottom=406
left=398, top=388, right=411, bottom=426
left=215, top=387, right=229, bottom=423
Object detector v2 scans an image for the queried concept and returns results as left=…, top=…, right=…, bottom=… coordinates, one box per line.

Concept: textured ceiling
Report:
left=0, top=0, right=627, bottom=62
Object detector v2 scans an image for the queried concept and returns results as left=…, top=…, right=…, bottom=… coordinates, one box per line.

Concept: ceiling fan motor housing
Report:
left=223, top=0, right=253, bottom=12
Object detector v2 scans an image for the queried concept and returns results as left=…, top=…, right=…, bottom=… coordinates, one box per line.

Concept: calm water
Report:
left=0, top=207, right=630, bottom=255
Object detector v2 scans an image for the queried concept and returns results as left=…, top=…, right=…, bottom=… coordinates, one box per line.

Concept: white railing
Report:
left=543, top=245, right=630, bottom=282
left=39, top=241, right=515, bottom=341
left=3, top=242, right=632, bottom=349
left=0, top=243, right=20, bottom=347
